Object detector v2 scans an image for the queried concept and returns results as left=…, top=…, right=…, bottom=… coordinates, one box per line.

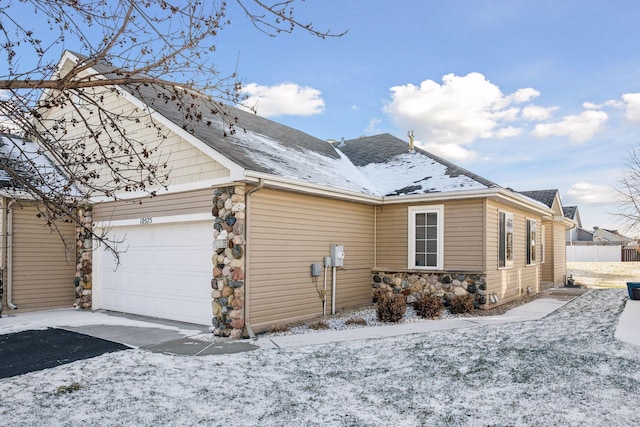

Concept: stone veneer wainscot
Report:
left=372, top=269, right=488, bottom=308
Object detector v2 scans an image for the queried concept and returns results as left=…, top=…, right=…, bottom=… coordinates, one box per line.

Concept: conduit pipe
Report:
left=332, top=266, right=337, bottom=315
left=244, top=178, right=264, bottom=340
left=323, top=264, right=328, bottom=316
left=6, top=200, right=17, bottom=309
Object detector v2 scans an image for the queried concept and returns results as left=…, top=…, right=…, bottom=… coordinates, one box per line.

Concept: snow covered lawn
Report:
left=2, top=289, right=639, bottom=426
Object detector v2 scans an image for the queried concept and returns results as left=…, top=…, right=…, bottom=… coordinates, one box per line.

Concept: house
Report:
left=25, top=51, right=572, bottom=337
left=0, top=134, right=76, bottom=316
left=564, top=205, right=637, bottom=262
left=592, top=226, right=635, bottom=244
left=564, top=206, right=595, bottom=242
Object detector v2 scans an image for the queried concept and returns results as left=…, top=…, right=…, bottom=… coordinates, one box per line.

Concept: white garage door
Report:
left=94, top=220, right=212, bottom=326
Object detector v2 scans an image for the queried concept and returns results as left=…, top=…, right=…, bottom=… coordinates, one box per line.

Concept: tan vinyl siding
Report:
left=541, top=221, right=554, bottom=283
left=92, top=188, right=215, bottom=222
left=247, top=188, right=374, bottom=332
left=376, top=199, right=485, bottom=271
left=485, top=200, right=541, bottom=304
left=540, top=221, right=567, bottom=285
left=552, top=221, right=567, bottom=284
left=39, top=87, right=230, bottom=188
left=7, top=204, right=76, bottom=312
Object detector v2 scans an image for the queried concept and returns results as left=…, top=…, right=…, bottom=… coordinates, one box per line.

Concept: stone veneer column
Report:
left=74, top=207, right=93, bottom=309
left=210, top=186, right=246, bottom=339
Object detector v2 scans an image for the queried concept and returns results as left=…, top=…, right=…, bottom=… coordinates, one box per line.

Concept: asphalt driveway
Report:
left=0, top=328, right=130, bottom=379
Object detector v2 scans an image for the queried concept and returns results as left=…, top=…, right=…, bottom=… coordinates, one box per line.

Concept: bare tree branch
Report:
left=0, top=0, right=344, bottom=257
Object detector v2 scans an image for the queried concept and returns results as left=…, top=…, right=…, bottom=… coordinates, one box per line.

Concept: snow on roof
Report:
left=358, top=151, right=490, bottom=196
left=339, top=134, right=496, bottom=196
left=224, top=128, right=381, bottom=195
left=0, top=134, right=70, bottom=193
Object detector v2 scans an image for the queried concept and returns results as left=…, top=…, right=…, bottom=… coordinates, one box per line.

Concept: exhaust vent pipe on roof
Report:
left=408, top=130, right=415, bottom=154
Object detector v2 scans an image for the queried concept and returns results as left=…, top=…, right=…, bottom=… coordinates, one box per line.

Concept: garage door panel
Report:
left=95, top=221, right=213, bottom=325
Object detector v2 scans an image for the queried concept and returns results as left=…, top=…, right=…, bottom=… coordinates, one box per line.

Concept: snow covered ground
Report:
left=1, top=289, right=639, bottom=426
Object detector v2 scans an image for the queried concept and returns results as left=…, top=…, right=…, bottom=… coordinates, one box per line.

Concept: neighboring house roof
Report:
left=576, top=228, right=595, bottom=241
left=519, top=189, right=559, bottom=209
left=338, top=134, right=498, bottom=196
left=0, top=134, right=71, bottom=194
left=593, top=227, right=634, bottom=243
left=564, top=206, right=577, bottom=220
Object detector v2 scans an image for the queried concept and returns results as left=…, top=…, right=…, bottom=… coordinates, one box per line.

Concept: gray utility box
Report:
left=330, top=244, right=345, bottom=267
left=310, top=263, right=322, bottom=277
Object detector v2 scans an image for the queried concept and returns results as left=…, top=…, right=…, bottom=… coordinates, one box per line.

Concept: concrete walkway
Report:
left=255, top=288, right=586, bottom=350
left=8, top=286, right=639, bottom=356
left=615, top=298, right=640, bottom=346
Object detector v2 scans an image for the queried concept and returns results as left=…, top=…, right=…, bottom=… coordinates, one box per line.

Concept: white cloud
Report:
left=521, top=105, right=558, bottom=121
left=566, top=181, right=619, bottom=205
left=383, top=72, right=550, bottom=160
left=495, top=126, right=523, bottom=138
left=622, top=93, right=640, bottom=123
left=532, top=110, right=608, bottom=143
left=418, top=141, right=477, bottom=162
left=509, top=87, right=540, bottom=104
left=241, top=82, right=325, bottom=117
left=364, top=118, right=382, bottom=134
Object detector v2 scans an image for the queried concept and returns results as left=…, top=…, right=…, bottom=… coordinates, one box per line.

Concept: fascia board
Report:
left=243, top=171, right=381, bottom=205
left=88, top=176, right=237, bottom=203
left=382, top=188, right=553, bottom=216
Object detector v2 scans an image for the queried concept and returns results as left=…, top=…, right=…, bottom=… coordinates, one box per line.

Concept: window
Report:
left=498, top=211, right=514, bottom=268
left=526, top=219, right=537, bottom=265
left=408, top=205, right=444, bottom=270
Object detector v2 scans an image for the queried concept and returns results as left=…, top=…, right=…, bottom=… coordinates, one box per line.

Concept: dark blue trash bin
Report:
left=627, top=282, right=640, bottom=300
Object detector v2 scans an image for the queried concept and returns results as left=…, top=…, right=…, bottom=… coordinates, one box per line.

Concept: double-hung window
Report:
left=408, top=205, right=444, bottom=270
left=498, top=211, right=514, bottom=268
left=526, top=219, right=537, bottom=265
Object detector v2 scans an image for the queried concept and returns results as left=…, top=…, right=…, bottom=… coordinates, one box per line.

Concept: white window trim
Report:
left=408, top=205, right=444, bottom=270
left=526, top=218, right=537, bottom=266
left=499, top=210, right=514, bottom=269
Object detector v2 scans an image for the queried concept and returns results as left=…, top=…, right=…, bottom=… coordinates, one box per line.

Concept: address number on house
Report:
left=140, top=217, right=153, bottom=225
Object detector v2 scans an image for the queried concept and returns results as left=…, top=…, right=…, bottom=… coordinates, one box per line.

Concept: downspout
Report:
left=244, top=178, right=264, bottom=340
left=6, top=200, right=17, bottom=310
left=374, top=206, right=377, bottom=268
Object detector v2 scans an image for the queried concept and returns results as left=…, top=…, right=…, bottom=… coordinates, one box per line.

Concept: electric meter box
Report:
left=330, top=244, right=345, bottom=267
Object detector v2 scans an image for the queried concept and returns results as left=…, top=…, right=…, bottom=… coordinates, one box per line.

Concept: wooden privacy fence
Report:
left=622, top=244, right=640, bottom=262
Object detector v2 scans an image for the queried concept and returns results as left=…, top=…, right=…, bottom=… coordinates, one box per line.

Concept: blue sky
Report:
left=211, top=0, right=640, bottom=234
left=5, top=0, right=640, bottom=234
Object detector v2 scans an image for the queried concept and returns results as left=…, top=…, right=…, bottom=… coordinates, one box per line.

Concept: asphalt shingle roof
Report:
left=338, top=134, right=499, bottom=196
left=518, top=189, right=559, bottom=208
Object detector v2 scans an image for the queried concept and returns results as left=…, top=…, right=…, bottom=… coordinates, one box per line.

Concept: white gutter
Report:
left=243, top=171, right=381, bottom=205
left=382, top=187, right=552, bottom=216
left=6, top=200, right=17, bottom=310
